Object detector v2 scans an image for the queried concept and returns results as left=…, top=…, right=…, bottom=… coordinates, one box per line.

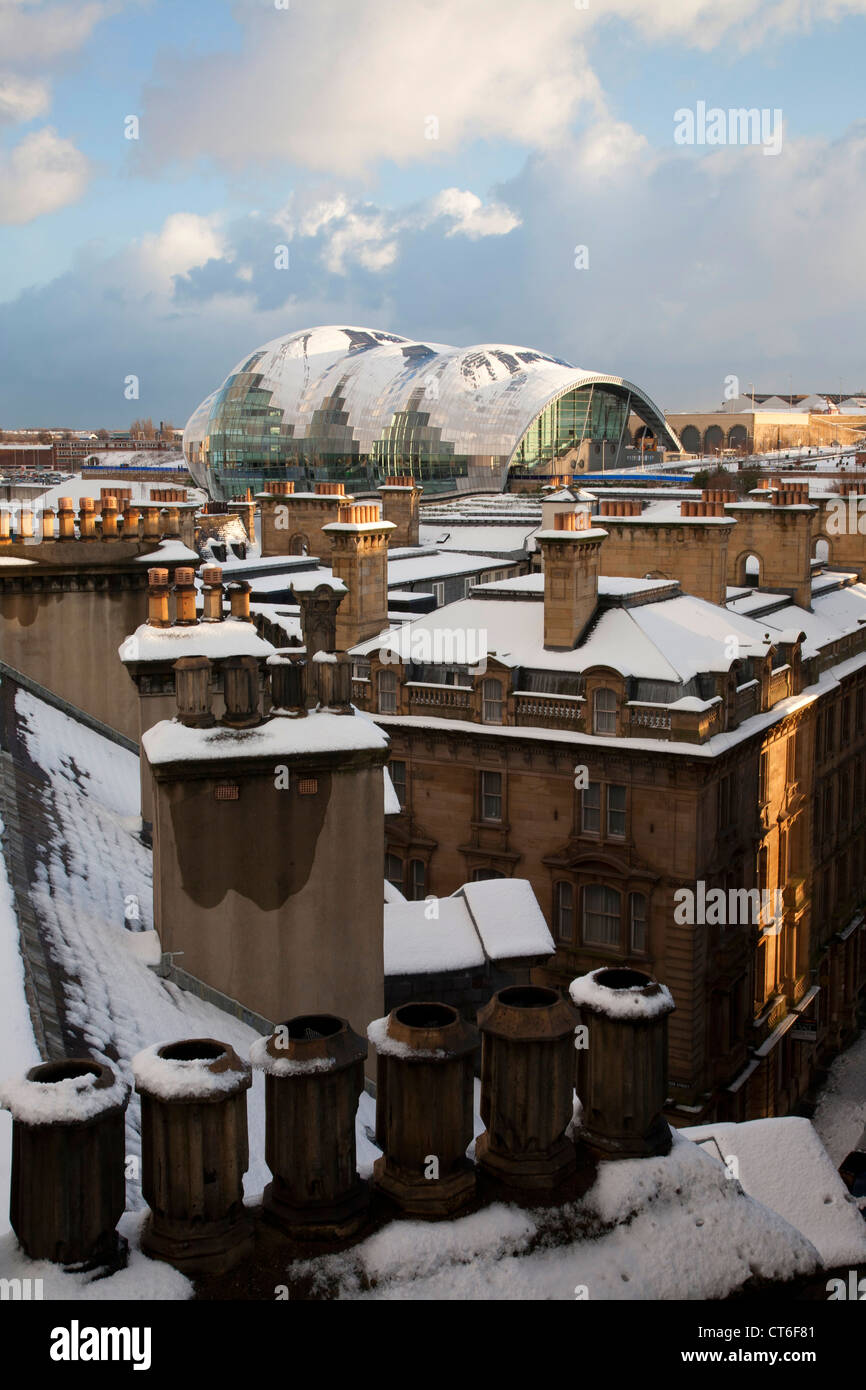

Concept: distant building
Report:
left=183, top=324, right=681, bottom=499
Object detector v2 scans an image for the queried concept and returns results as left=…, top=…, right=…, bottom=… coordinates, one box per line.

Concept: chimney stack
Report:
left=323, top=506, right=395, bottom=650
left=268, top=654, right=307, bottom=716
left=369, top=1003, right=478, bottom=1218
left=252, top=1015, right=369, bottom=1239
left=378, top=475, right=422, bottom=546
left=537, top=515, right=607, bottom=650
left=570, top=967, right=675, bottom=1159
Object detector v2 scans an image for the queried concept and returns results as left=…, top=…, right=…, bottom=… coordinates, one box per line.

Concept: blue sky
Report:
left=1, top=0, right=865, bottom=427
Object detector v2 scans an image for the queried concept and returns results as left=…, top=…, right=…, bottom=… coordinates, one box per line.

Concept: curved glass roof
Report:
left=184, top=324, right=681, bottom=497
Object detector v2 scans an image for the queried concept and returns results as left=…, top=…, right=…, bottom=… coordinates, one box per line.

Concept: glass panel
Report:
left=582, top=782, right=601, bottom=833
left=629, top=892, right=647, bottom=953
left=583, top=885, right=621, bottom=947
left=481, top=771, right=502, bottom=821
left=554, top=881, right=574, bottom=942
left=607, top=784, right=626, bottom=837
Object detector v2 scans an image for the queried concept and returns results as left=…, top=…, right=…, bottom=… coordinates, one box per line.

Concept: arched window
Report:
left=289, top=532, right=309, bottom=556
left=471, top=867, right=505, bottom=882
left=593, top=687, right=617, bottom=735
left=378, top=670, right=397, bottom=713
left=385, top=853, right=403, bottom=893
left=554, top=882, right=574, bottom=942
left=583, top=885, right=621, bottom=947
left=629, top=892, right=648, bottom=953
left=482, top=678, right=503, bottom=724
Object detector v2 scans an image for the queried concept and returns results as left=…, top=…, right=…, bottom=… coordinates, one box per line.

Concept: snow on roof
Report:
left=387, top=551, right=508, bottom=584
left=418, top=524, right=538, bottom=555
left=384, top=877, right=553, bottom=975
left=132, top=540, right=199, bottom=564
left=370, top=592, right=772, bottom=684
left=684, top=1117, right=866, bottom=1270
left=287, top=570, right=347, bottom=594
left=287, top=1129, right=819, bottom=1300
left=143, top=709, right=390, bottom=766
left=384, top=897, right=486, bottom=976
left=119, top=618, right=273, bottom=663
left=458, top=878, right=554, bottom=960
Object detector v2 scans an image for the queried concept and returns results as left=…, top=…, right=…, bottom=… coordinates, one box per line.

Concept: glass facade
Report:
left=184, top=325, right=679, bottom=499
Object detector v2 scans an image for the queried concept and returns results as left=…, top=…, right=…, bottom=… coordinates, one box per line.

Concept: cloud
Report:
left=0, top=127, right=91, bottom=223
left=136, top=0, right=866, bottom=179
left=427, top=189, right=521, bottom=239
left=1, top=117, right=866, bottom=425
left=139, top=0, right=603, bottom=177
left=0, top=73, right=50, bottom=125
left=0, top=1, right=112, bottom=66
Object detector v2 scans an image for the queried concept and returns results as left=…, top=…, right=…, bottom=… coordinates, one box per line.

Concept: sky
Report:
left=0, top=0, right=865, bottom=428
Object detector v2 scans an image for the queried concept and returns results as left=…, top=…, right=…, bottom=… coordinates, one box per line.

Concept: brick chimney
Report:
left=323, top=504, right=396, bottom=650
left=378, top=475, right=422, bottom=547
left=259, top=481, right=351, bottom=558
left=537, top=512, right=607, bottom=650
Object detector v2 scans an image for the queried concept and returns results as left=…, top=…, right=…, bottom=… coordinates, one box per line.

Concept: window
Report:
left=786, top=735, right=797, bottom=785
left=432, top=581, right=445, bottom=606
left=408, top=859, right=426, bottom=901
left=607, top=784, right=626, bottom=837
left=581, top=781, right=601, bottom=833
left=482, top=678, right=504, bottom=724
left=472, top=867, right=505, bottom=882
left=378, top=669, right=397, bottom=713
left=385, top=853, right=403, bottom=893
left=481, top=770, right=502, bottom=822
left=629, top=892, right=648, bottom=953
left=593, top=687, right=617, bottom=734
left=389, top=759, right=406, bottom=808
left=758, top=751, right=769, bottom=804
left=554, top=881, right=574, bottom=942
left=583, top=885, right=621, bottom=947
left=463, top=577, right=474, bottom=598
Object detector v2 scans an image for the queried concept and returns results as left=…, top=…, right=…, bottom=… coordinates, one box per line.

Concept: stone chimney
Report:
left=259, top=481, right=351, bottom=558
left=537, top=512, right=607, bottom=650
left=142, top=670, right=390, bottom=1075
left=323, top=504, right=395, bottom=650
left=378, top=475, right=422, bottom=547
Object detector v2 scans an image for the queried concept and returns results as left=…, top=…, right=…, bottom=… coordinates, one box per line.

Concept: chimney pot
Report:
left=41, top=508, right=55, bottom=540
left=173, top=567, right=198, bottom=626
left=147, top=567, right=170, bottom=627
left=173, top=656, right=214, bottom=727
left=221, top=654, right=262, bottom=727
left=269, top=656, right=307, bottom=716
left=57, top=497, right=75, bottom=539
left=227, top=579, right=252, bottom=622
left=201, top=565, right=224, bottom=623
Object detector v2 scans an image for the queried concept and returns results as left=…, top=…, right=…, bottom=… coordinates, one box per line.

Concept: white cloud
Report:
left=141, top=1, right=602, bottom=176
left=0, top=1, right=112, bottom=65
left=138, top=212, right=226, bottom=279
left=0, top=73, right=50, bottom=125
left=0, top=127, right=90, bottom=223
left=139, top=0, right=866, bottom=178
left=428, top=189, right=521, bottom=239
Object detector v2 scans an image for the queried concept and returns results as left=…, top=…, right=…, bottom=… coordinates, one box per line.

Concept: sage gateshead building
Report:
left=183, top=325, right=681, bottom=498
